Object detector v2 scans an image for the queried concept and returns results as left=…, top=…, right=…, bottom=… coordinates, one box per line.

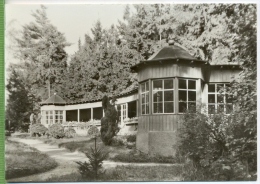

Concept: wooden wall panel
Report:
left=138, top=114, right=181, bottom=132
left=208, top=69, right=240, bottom=82
left=138, top=64, right=203, bottom=82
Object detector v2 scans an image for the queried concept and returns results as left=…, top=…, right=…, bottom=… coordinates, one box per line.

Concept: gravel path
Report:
left=7, top=137, right=180, bottom=182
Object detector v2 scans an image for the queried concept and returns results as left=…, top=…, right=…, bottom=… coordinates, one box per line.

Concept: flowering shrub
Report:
left=49, top=123, right=65, bottom=139
left=30, top=124, right=48, bottom=137
left=87, top=126, right=100, bottom=137
left=123, top=117, right=138, bottom=123
left=64, top=127, right=76, bottom=138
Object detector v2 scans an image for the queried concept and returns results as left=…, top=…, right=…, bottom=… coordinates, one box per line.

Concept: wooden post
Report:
left=77, top=109, right=80, bottom=122
left=91, top=108, right=93, bottom=121
left=175, top=78, right=179, bottom=114
left=63, top=110, right=66, bottom=123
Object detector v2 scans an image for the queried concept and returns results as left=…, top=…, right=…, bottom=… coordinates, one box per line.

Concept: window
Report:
left=141, top=81, right=149, bottom=115
left=179, top=79, right=196, bottom=113
left=45, top=111, right=53, bottom=124
left=153, top=79, right=174, bottom=113
left=208, top=83, right=233, bottom=114
left=122, top=104, right=127, bottom=120
left=55, top=110, right=63, bottom=123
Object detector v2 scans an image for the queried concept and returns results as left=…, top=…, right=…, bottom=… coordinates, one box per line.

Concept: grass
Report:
left=46, top=165, right=182, bottom=181
left=14, top=133, right=176, bottom=163
left=5, top=139, right=58, bottom=180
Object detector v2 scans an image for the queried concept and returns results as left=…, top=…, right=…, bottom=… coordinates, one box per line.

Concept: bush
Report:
left=75, top=140, right=109, bottom=180
left=100, top=96, right=119, bottom=145
left=126, top=134, right=136, bottom=143
left=177, top=106, right=257, bottom=181
left=64, top=127, right=76, bottom=138
left=30, top=124, right=48, bottom=137
left=48, top=123, right=65, bottom=139
left=111, top=150, right=176, bottom=163
left=5, top=130, right=11, bottom=136
left=87, top=125, right=100, bottom=137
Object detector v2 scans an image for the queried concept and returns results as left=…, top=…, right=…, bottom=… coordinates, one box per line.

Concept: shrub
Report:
left=5, top=130, right=11, bottom=136
left=64, top=127, right=76, bottom=138
left=48, top=123, right=65, bottom=139
left=126, top=134, right=136, bottom=143
left=75, top=139, right=109, bottom=180
left=111, top=137, right=125, bottom=147
left=30, top=124, right=48, bottom=137
left=177, top=106, right=257, bottom=181
left=87, top=125, right=100, bottom=137
left=100, top=96, right=119, bottom=145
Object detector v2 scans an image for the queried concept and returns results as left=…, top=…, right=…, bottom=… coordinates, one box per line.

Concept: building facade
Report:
left=40, top=42, right=241, bottom=156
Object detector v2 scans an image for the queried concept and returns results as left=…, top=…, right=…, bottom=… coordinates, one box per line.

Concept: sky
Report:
left=5, top=4, right=130, bottom=58
left=4, top=3, right=132, bottom=102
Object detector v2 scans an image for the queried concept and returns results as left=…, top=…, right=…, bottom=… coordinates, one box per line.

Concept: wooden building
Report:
left=40, top=90, right=139, bottom=131
left=130, top=41, right=242, bottom=156
left=40, top=41, right=241, bottom=156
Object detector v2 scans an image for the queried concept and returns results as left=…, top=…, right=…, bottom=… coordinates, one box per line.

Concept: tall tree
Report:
left=5, top=67, right=33, bottom=131
left=10, top=5, right=70, bottom=102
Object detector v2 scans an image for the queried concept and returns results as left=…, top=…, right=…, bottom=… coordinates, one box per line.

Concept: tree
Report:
left=10, top=5, right=70, bottom=102
left=5, top=67, right=33, bottom=131
left=100, top=96, right=119, bottom=145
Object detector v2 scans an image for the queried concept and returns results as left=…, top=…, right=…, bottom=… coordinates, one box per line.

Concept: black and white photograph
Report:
left=4, top=2, right=257, bottom=182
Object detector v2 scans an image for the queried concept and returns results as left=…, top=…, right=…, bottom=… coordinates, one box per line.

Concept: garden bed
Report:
left=5, top=140, right=58, bottom=179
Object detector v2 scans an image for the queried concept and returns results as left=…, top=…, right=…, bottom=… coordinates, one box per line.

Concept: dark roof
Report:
left=148, top=45, right=203, bottom=62
left=41, top=88, right=138, bottom=106
left=131, top=44, right=206, bottom=71
left=40, top=93, right=66, bottom=105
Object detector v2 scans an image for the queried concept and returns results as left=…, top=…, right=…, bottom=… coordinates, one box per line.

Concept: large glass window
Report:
left=208, top=83, right=233, bottom=114
left=141, top=81, right=149, bottom=115
left=153, top=79, right=174, bottom=113
left=45, top=110, right=53, bottom=124
left=179, top=79, right=196, bottom=113
left=55, top=110, right=63, bottom=123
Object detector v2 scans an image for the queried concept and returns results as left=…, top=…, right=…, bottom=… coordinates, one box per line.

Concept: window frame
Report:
left=55, top=110, right=63, bottom=124
left=207, top=83, right=233, bottom=114
left=140, top=81, right=149, bottom=115
left=152, top=78, right=175, bottom=114
left=178, top=78, right=197, bottom=113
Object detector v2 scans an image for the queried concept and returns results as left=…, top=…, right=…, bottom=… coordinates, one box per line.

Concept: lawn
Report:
left=46, top=165, right=182, bottom=181
left=12, top=133, right=177, bottom=163
left=5, top=139, right=58, bottom=180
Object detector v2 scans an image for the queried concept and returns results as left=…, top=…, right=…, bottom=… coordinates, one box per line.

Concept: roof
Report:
left=66, top=88, right=138, bottom=105
left=131, top=43, right=206, bottom=71
left=148, top=45, right=203, bottom=62
left=40, top=88, right=138, bottom=106
left=40, top=93, right=66, bottom=105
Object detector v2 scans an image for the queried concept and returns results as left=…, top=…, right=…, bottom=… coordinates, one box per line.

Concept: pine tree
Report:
left=11, top=5, right=70, bottom=101
left=5, top=67, right=33, bottom=131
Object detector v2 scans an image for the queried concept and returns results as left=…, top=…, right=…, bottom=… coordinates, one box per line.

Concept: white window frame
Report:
left=55, top=110, right=63, bottom=123
left=178, top=79, right=197, bottom=113
left=152, top=79, right=174, bottom=114
left=208, top=83, right=233, bottom=114
left=141, top=81, right=149, bottom=115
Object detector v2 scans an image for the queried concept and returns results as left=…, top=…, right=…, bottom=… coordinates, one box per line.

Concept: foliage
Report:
left=5, top=140, right=58, bottom=180
left=5, top=68, right=34, bottom=131
left=30, top=123, right=48, bottom=137
left=126, top=134, right=136, bottom=143
left=178, top=105, right=256, bottom=180
left=64, top=127, right=76, bottom=138
left=100, top=96, right=119, bottom=145
left=111, top=149, right=176, bottom=163
left=46, top=165, right=183, bottom=182
left=48, top=123, right=65, bottom=139
left=75, top=140, right=109, bottom=180
left=8, top=5, right=70, bottom=101
left=87, top=125, right=100, bottom=138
